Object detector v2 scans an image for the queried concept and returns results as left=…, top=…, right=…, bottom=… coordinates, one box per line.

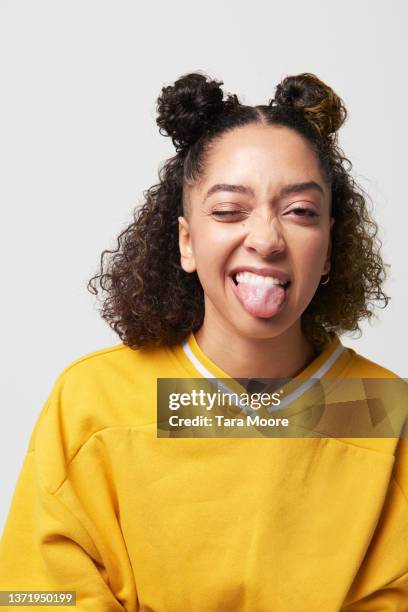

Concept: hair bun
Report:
left=274, top=73, right=347, bottom=139
left=156, top=72, right=225, bottom=152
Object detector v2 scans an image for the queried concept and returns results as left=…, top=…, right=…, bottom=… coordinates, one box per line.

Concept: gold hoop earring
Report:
left=320, top=273, right=330, bottom=285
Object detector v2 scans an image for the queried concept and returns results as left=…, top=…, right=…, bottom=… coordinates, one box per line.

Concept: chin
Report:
left=228, top=313, right=293, bottom=340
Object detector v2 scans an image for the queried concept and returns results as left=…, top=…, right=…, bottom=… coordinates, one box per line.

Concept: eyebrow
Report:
left=204, top=180, right=325, bottom=201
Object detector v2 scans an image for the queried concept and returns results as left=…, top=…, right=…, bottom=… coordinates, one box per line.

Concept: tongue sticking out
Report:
left=234, top=280, right=286, bottom=318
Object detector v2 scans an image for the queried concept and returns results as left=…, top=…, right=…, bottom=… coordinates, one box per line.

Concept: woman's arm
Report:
left=341, top=438, right=408, bottom=611
left=0, top=373, right=138, bottom=611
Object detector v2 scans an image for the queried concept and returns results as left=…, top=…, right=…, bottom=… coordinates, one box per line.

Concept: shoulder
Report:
left=52, top=339, right=177, bottom=403
left=28, top=341, right=175, bottom=491
left=344, top=346, right=402, bottom=378
left=58, top=340, right=166, bottom=379
left=344, top=345, right=408, bottom=500
left=53, top=339, right=179, bottom=393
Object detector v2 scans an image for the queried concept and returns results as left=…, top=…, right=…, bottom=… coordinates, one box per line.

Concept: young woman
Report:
left=1, top=72, right=407, bottom=611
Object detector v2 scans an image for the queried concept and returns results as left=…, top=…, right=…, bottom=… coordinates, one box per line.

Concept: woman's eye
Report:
left=211, top=210, right=244, bottom=218
left=289, top=207, right=318, bottom=217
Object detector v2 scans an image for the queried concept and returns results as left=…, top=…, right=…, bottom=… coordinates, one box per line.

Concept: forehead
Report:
left=199, top=124, right=327, bottom=196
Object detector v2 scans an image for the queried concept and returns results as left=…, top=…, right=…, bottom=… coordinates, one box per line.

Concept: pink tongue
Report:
left=235, top=281, right=286, bottom=318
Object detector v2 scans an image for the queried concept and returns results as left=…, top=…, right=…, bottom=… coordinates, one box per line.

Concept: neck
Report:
left=194, top=317, right=317, bottom=380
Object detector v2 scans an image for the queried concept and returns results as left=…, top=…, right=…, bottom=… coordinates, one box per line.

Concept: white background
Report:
left=1, top=0, right=407, bottom=530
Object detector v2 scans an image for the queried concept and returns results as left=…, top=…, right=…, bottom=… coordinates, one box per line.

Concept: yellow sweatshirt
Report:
left=0, top=332, right=407, bottom=611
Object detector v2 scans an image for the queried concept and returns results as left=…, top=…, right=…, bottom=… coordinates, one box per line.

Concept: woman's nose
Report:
left=243, top=217, right=286, bottom=257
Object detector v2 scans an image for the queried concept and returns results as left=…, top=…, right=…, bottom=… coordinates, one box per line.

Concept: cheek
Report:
left=192, top=242, right=226, bottom=292
left=192, top=238, right=238, bottom=303
left=291, top=232, right=330, bottom=281
left=193, top=226, right=238, bottom=275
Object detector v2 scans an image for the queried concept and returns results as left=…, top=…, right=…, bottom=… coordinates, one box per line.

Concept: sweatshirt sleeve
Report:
left=340, top=438, right=408, bottom=611
left=0, top=371, right=137, bottom=611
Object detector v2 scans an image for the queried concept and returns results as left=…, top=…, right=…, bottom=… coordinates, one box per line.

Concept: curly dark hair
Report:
left=87, top=71, right=390, bottom=350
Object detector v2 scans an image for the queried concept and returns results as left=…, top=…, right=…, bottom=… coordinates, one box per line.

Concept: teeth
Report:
left=235, top=272, right=287, bottom=286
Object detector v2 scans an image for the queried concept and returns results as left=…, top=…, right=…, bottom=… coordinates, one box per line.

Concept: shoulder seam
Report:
left=44, top=423, right=156, bottom=496
left=58, top=343, right=128, bottom=378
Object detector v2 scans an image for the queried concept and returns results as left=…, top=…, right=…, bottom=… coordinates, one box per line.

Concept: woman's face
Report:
left=178, top=124, right=334, bottom=339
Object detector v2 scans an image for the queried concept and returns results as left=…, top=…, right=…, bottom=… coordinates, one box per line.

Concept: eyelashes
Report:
left=211, top=210, right=244, bottom=217
left=210, top=207, right=319, bottom=219
left=289, top=207, right=319, bottom=217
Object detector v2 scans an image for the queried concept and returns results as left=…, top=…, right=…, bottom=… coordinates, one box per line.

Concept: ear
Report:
left=178, top=216, right=196, bottom=273
left=322, top=217, right=335, bottom=275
